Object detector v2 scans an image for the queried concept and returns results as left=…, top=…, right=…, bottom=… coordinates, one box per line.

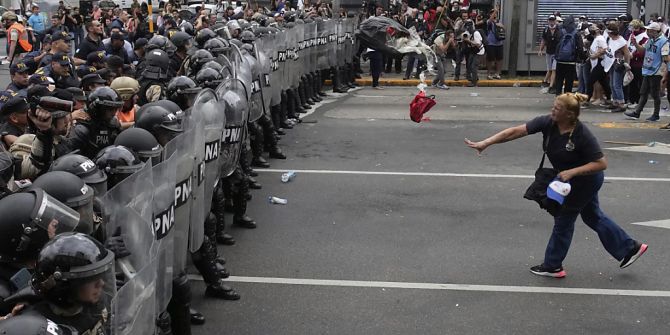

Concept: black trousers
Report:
left=636, top=75, right=662, bottom=117
left=368, top=51, right=384, bottom=87
left=554, top=62, right=576, bottom=96
left=628, top=66, right=643, bottom=104
left=587, top=62, right=611, bottom=101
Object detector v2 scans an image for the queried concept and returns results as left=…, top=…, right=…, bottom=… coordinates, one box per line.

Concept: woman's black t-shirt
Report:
left=526, top=115, right=604, bottom=212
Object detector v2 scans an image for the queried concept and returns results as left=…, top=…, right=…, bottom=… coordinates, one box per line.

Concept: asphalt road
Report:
left=187, top=86, right=670, bottom=335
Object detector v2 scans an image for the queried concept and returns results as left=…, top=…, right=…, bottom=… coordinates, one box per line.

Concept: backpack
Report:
left=489, top=21, right=505, bottom=41
left=426, top=29, right=445, bottom=46
left=555, top=29, right=577, bottom=62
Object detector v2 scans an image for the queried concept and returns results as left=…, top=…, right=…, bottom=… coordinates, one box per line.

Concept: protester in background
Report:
left=27, top=4, right=45, bottom=50
left=431, top=29, right=456, bottom=89
left=584, top=23, right=612, bottom=108
left=539, top=15, right=560, bottom=93
left=605, top=20, right=631, bottom=113
left=485, top=9, right=504, bottom=79
left=627, top=20, right=648, bottom=110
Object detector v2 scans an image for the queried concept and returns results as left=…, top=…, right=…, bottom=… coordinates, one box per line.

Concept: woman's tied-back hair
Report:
left=556, top=93, right=588, bottom=122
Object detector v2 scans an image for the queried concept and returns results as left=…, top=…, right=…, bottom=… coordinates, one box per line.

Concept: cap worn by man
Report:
left=2, top=12, right=18, bottom=22
left=0, top=96, right=29, bottom=117
left=87, top=51, right=107, bottom=65
left=29, top=74, right=54, bottom=86
left=51, top=52, right=71, bottom=66
left=10, top=62, right=30, bottom=75
left=80, top=73, right=106, bottom=88
left=51, top=30, right=73, bottom=43
left=644, top=22, right=662, bottom=31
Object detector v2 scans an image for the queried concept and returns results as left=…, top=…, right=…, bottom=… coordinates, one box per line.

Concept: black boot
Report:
left=279, top=91, right=292, bottom=128
left=297, top=84, right=312, bottom=110
left=302, top=77, right=316, bottom=105
left=167, top=273, right=193, bottom=335
left=292, top=88, right=306, bottom=115
left=205, top=279, right=241, bottom=300
left=213, top=190, right=236, bottom=245
left=306, top=74, right=321, bottom=102
left=190, top=308, right=205, bottom=325
left=248, top=176, right=262, bottom=189
left=332, top=67, right=348, bottom=93
left=317, top=70, right=328, bottom=96
left=270, top=104, right=282, bottom=130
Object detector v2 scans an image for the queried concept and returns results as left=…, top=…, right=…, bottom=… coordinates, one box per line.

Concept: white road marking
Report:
left=187, top=275, right=670, bottom=297
left=630, top=219, right=670, bottom=229
left=605, top=143, right=670, bottom=155
left=257, top=169, right=670, bottom=182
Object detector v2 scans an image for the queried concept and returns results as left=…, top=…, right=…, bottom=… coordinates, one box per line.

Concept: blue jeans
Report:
left=610, top=67, right=625, bottom=102
left=543, top=173, right=635, bottom=268
left=577, top=62, right=590, bottom=94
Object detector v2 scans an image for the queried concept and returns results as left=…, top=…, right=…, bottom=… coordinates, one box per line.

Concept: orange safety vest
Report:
left=8, top=22, right=33, bottom=53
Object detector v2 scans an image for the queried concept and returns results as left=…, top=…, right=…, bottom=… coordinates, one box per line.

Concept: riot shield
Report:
left=292, top=23, right=305, bottom=88
left=163, top=128, right=195, bottom=274
left=306, top=21, right=317, bottom=74
left=269, top=29, right=284, bottom=107
left=244, top=50, right=264, bottom=122
left=276, top=28, right=289, bottom=95
left=255, top=35, right=273, bottom=116
left=230, top=44, right=253, bottom=101
left=216, top=54, right=235, bottom=80
left=216, top=78, right=248, bottom=177
left=188, top=89, right=224, bottom=252
left=151, top=152, right=177, bottom=312
left=336, top=19, right=346, bottom=68
left=102, top=161, right=153, bottom=221
left=328, top=19, right=337, bottom=69
left=317, top=19, right=328, bottom=71
left=108, top=209, right=158, bottom=335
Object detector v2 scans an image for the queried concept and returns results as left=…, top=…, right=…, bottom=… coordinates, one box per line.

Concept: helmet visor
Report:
left=31, top=189, right=80, bottom=238
left=88, top=181, right=108, bottom=197
left=72, top=198, right=95, bottom=235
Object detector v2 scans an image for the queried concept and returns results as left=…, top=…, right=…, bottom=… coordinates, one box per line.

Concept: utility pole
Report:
left=507, top=0, right=521, bottom=77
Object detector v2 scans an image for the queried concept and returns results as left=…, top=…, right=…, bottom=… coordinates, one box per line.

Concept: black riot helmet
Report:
left=0, top=313, right=79, bottom=335
left=86, top=87, right=123, bottom=122
left=0, top=189, right=79, bottom=263
left=170, top=31, right=193, bottom=50
left=147, top=34, right=177, bottom=57
left=179, top=21, right=195, bottom=35
left=189, top=49, right=215, bottom=75
left=114, top=128, right=163, bottom=165
left=240, top=30, right=256, bottom=43
left=195, top=28, right=217, bottom=47
left=94, top=145, right=145, bottom=188
left=135, top=105, right=183, bottom=146
left=201, top=60, right=223, bottom=73
left=142, top=49, right=170, bottom=80
left=49, top=154, right=109, bottom=196
left=195, top=68, right=223, bottom=89
left=31, top=232, right=115, bottom=309
left=31, top=171, right=96, bottom=235
left=203, top=38, right=229, bottom=57
left=167, top=76, right=200, bottom=111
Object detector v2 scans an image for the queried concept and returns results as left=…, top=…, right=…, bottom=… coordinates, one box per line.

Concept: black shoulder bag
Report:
left=523, top=128, right=562, bottom=216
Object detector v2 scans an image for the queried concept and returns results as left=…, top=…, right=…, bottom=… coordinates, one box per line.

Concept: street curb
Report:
left=325, top=79, right=549, bottom=87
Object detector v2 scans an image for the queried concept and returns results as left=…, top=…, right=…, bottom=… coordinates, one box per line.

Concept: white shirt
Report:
left=590, top=35, right=608, bottom=69
left=604, top=35, right=627, bottom=72
left=472, top=30, right=484, bottom=55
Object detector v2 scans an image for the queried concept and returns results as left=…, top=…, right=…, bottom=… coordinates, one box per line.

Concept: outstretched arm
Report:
left=464, top=124, right=529, bottom=155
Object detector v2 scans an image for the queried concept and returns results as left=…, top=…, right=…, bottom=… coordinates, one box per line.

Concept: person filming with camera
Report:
left=459, top=19, right=484, bottom=87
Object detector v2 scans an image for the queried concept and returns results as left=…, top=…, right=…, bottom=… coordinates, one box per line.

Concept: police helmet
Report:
left=240, top=30, right=256, bottom=43
left=170, top=31, right=192, bottom=49
left=167, top=76, right=200, bottom=111
left=195, top=68, right=223, bottom=89
left=94, top=145, right=144, bottom=188
left=0, top=190, right=79, bottom=263
left=110, top=76, right=140, bottom=101
left=201, top=61, right=223, bottom=73
left=189, top=49, right=215, bottom=75
left=0, top=313, right=79, bottom=335
left=226, top=20, right=241, bottom=33
left=195, top=28, right=217, bottom=47
left=203, top=38, right=229, bottom=56
left=143, top=49, right=170, bottom=80
left=114, top=128, right=163, bottom=164
left=31, top=232, right=115, bottom=308
left=146, top=34, right=177, bottom=57
left=86, top=87, right=123, bottom=120
left=50, top=154, right=108, bottom=196
left=135, top=105, right=183, bottom=145
left=180, top=21, right=195, bottom=35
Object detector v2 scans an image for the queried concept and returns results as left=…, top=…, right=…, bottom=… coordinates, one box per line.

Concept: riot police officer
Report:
left=137, top=49, right=170, bottom=106
left=94, top=145, right=145, bottom=189
left=27, top=232, right=116, bottom=335
left=0, top=189, right=79, bottom=315
left=170, top=31, right=193, bottom=78
left=50, top=154, right=108, bottom=196
left=66, top=87, right=123, bottom=159
left=167, top=76, right=200, bottom=112
left=0, top=314, right=78, bottom=334
left=113, top=127, right=163, bottom=165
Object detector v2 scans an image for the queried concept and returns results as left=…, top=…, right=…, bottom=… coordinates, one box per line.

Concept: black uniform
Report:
left=65, top=118, right=122, bottom=159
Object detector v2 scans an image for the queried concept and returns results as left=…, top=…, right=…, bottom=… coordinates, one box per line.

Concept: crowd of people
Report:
left=0, top=0, right=359, bottom=334
left=539, top=12, right=670, bottom=129
left=359, top=0, right=505, bottom=89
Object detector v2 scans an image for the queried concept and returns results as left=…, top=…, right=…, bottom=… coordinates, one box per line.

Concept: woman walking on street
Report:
left=464, top=93, right=648, bottom=278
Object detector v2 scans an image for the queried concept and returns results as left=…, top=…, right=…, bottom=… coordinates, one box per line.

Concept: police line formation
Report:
left=0, top=13, right=361, bottom=335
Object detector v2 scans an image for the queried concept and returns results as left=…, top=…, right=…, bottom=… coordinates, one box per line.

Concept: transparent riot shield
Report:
left=275, top=29, right=289, bottom=98
left=230, top=44, right=253, bottom=101
left=102, top=161, right=153, bottom=221
left=216, top=54, right=235, bottom=80
left=108, top=209, right=158, bottom=335
left=244, top=51, right=264, bottom=123
left=216, top=78, right=248, bottom=177
left=337, top=19, right=346, bottom=68
left=306, top=21, right=317, bottom=74
left=151, top=152, right=177, bottom=312
left=327, top=19, right=338, bottom=69
left=268, top=30, right=283, bottom=107
left=255, top=36, right=273, bottom=116
left=163, top=128, right=195, bottom=274
left=292, top=23, right=305, bottom=88
left=188, top=89, right=223, bottom=252
left=284, top=26, right=296, bottom=89
left=317, top=19, right=329, bottom=71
